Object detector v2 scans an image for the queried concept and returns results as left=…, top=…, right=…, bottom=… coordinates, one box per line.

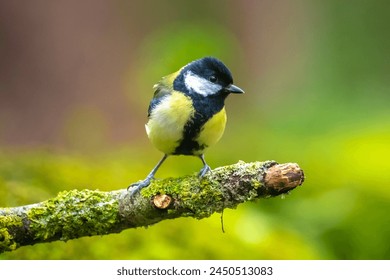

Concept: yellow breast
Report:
left=145, top=91, right=195, bottom=154
left=195, top=107, right=227, bottom=154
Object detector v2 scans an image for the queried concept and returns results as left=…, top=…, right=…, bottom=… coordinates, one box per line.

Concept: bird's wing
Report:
left=147, top=75, right=174, bottom=117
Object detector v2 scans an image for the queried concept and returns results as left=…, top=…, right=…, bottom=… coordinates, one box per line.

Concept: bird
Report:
left=128, top=57, right=244, bottom=196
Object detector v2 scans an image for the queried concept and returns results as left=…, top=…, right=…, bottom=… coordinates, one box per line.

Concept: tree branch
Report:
left=0, top=160, right=304, bottom=253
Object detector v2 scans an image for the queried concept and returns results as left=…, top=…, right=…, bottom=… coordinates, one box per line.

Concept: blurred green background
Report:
left=0, top=0, right=389, bottom=259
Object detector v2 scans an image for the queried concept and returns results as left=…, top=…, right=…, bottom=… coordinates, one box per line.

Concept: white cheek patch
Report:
left=184, top=71, right=222, bottom=96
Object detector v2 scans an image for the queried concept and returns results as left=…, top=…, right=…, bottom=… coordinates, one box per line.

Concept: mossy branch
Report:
left=0, top=160, right=304, bottom=253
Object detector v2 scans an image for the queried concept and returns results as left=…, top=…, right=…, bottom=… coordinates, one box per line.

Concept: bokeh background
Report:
left=1, top=0, right=389, bottom=259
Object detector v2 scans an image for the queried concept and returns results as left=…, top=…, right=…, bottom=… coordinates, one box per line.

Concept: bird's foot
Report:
left=127, top=177, right=152, bottom=197
left=198, top=164, right=211, bottom=178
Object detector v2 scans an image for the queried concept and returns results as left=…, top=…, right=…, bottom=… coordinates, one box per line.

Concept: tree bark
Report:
left=0, top=160, right=304, bottom=253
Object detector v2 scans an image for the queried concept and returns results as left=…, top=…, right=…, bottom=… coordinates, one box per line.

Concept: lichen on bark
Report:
left=0, top=160, right=304, bottom=253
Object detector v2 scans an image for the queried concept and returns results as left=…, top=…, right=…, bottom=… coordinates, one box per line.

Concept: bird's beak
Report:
left=226, top=84, right=244, bottom=94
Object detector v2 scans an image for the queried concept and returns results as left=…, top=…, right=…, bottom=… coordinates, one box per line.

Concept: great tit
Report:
left=129, top=57, right=244, bottom=195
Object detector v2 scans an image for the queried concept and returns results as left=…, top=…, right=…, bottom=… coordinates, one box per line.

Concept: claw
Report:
left=127, top=154, right=168, bottom=198
left=198, top=154, right=211, bottom=178
left=198, top=164, right=211, bottom=177
left=127, top=177, right=152, bottom=197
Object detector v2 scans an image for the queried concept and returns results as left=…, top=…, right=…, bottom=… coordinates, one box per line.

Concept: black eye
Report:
left=209, top=75, right=217, bottom=83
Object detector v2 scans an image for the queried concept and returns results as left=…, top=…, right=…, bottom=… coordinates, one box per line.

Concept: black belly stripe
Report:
left=174, top=94, right=225, bottom=155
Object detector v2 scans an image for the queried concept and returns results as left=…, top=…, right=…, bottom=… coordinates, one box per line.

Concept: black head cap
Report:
left=184, top=57, right=233, bottom=87
left=174, top=57, right=244, bottom=95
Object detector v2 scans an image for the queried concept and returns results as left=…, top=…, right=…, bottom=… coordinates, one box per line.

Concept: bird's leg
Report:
left=198, top=154, right=211, bottom=177
left=128, top=154, right=168, bottom=196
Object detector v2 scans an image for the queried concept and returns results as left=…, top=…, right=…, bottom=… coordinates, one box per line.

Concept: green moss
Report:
left=0, top=213, right=23, bottom=251
left=141, top=174, right=225, bottom=219
left=138, top=161, right=277, bottom=220
left=27, top=189, right=119, bottom=241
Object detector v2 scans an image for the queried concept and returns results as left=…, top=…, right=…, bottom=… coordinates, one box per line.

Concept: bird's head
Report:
left=173, top=57, right=244, bottom=98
